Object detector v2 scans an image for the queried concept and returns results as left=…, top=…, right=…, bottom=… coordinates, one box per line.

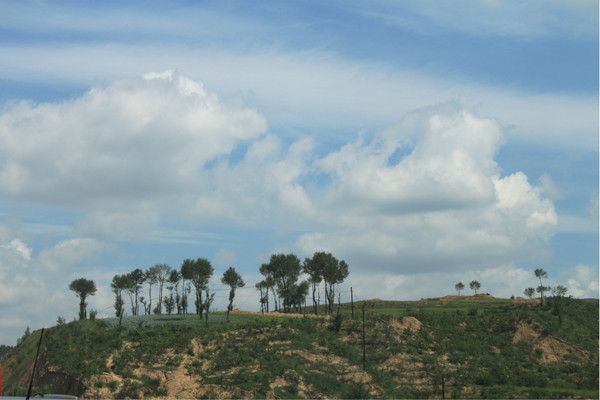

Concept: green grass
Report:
left=3, top=298, right=598, bottom=399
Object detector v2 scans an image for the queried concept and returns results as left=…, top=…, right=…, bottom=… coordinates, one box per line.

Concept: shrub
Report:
left=329, top=313, right=343, bottom=333
left=343, top=383, right=370, bottom=399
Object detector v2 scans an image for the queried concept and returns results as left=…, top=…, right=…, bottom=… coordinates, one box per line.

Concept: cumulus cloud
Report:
left=0, top=76, right=557, bottom=272
left=0, top=73, right=566, bottom=343
left=299, top=110, right=556, bottom=273
left=0, top=70, right=266, bottom=210
left=566, top=265, right=599, bottom=298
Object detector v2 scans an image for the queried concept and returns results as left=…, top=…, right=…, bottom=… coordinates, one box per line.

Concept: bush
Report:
left=329, top=313, right=343, bottom=333
left=474, top=371, right=494, bottom=385
left=343, top=383, right=370, bottom=399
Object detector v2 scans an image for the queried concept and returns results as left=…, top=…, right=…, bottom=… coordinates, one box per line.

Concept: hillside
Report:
left=2, top=297, right=598, bottom=399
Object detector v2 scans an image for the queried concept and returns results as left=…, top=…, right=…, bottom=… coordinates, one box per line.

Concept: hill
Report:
left=2, top=297, right=598, bottom=399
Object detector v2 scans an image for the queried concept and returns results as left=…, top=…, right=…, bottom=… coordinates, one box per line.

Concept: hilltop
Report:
left=2, top=297, right=598, bottom=399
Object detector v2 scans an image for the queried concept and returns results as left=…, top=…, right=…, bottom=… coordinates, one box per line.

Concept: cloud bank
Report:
left=0, top=72, right=583, bottom=344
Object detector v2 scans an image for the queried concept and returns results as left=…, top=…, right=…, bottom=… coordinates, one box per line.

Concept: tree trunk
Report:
left=148, top=284, right=152, bottom=315
left=266, top=287, right=270, bottom=312
left=79, top=297, right=86, bottom=320
left=158, top=281, right=164, bottom=314
left=271, top=287, right=278, bottom=311
left=129, top=292, right=135, bottom=315
left=312, top=282, right=318, bottom=314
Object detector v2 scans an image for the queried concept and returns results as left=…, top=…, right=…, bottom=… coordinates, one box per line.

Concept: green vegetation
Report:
left=3, top=297, right=597, bottom=399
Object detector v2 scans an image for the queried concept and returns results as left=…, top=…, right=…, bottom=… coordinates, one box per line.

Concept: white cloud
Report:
left=0, top=45, right=595, bottom=150
left=0, top=74, right=569, bottom=343
left=0, top=70, right=266, bottom=211
left=566, top=265, right=599, bottom=298
left=298, top=110, right=556, bottom=273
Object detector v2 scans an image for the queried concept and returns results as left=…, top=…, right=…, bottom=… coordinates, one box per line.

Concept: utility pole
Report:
left=361, top=303, right=366, bottom=370
left=337, top=292, right=341, bottom=315
left=350, top=287, right=354, bottom=319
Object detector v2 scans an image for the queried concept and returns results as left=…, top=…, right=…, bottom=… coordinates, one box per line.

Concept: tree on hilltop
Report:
left=221, top=267, right=245, bottom=322
left=262, top=254, right=303, bottom=312
left=149, top=264, right=171, bottom=314
left=455, top=282, right=465, bottom=296
left=167, top=269, right=182, bottom=314
left=322, top=257, right=349, bottom=314
left=534, top=268, right=548, bottom=305
left=182, top=258, right=213, bottom=318
left=469, top=280, right=481, bottom=295
left=144, top=267, right=158, bottom=315
left=303, top=252, right=327, bottom=314
left=125, top=268, right=145, bottom=316
left=523, top=287, right=535, bottom=300
left=111, top=274, right=128, bottom=324
left=69, top=278, right=97, bottom=320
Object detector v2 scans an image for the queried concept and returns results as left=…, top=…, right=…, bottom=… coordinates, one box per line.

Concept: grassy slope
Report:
left=2, top=298, right=598, bottom=399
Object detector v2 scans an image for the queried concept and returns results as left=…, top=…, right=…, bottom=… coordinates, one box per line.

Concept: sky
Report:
left=0, top=0, right=598, bottom=344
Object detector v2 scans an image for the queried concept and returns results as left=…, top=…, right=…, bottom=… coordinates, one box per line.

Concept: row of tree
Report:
left=69, top=259, right=245, bottom=323
left=451, top=268, right=569, bottom=306
left=109, top=259, right=246, bottom=323
left=69, top=251, right=350, bottom=322
left=254, top=252, right=349, bottom=315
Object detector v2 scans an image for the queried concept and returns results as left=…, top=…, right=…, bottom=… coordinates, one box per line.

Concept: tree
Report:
left=111, top=274, right=128, bottom=325
left=139, top=296, right=148, bottom=315
left=255, top=280, right=267, bottom=313
left=469, top=280, right=481, bottom=295
left=291, top=281, right=309, bottom=312
left=455, top=282, right=465, bottom=296
left=222, top=267, right=245, bottom=322
left=149, top=264, right=171, bottom=314
left=164, top=294, right=175, bottom=314
left=534, top=268, right=548, bottom=304
left=303, top=253, right=327, bottom=314
left=321, top=255, right=349, bottom=314
left=552, top=285, right=567, bottom=298
left=523, top=287, right=535, bottom=300
left=203, top=288, right=215, bottom=325
left=551, top=285, right=568, bottom=324
left=182, top=258, right=213, bottom=318
left=144, top=267, right=158, bottom=315
left=259, top=262, right=277, bottom=311
left=167, top=269, right=182, bottom=314
left=180, top=259, right=194, bottom=314
left=126, top=268, right=145, bottom=316
left=263, top=254, right=303, bottom=312
left=536, top=285, right=551, bottom=304
left=69, top=278, right=97, bottom=320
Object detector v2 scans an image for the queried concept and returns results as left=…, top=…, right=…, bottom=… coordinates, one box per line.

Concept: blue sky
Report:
left=0, top=0, right=597, bottom=344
